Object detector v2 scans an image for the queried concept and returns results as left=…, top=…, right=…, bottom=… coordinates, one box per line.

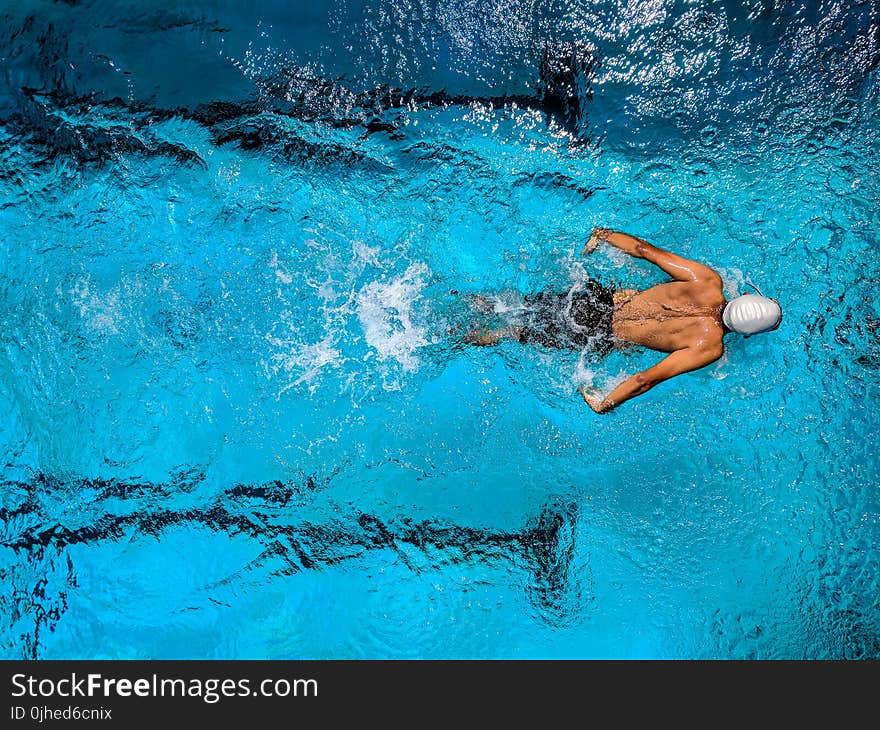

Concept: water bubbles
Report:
left=356, top=261, right=431, bottom=374
left=267, top=334, right=343, bottom=396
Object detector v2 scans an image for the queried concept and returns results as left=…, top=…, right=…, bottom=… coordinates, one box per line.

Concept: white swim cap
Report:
left=722, top=294, right=782, bottom=335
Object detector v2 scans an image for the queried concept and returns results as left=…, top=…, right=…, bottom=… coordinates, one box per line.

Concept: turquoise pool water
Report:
left=1, top=0, right=878, bottom=659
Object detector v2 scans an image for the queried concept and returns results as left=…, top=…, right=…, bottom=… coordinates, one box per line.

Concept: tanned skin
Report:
left=467, top=228, right=728, bottom=413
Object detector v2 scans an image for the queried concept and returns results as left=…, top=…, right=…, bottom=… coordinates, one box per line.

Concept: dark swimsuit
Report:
left=515, top=280, right=616, bottom=355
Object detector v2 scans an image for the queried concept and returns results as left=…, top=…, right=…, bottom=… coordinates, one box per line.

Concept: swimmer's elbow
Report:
left=632, top=372, right=658, bottom=394
left=700, top=342, right=724, bottom=363
left=706, top=271, right=723, bottom=288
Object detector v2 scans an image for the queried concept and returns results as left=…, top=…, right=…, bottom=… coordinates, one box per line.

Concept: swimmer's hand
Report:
left=579, top=386, right=613, bottom=414
left=581, top=227, right=614, bottom=256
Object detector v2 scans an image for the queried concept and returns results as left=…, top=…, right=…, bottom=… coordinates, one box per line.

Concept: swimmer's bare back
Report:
left=579, top=229, right=726, bottom=413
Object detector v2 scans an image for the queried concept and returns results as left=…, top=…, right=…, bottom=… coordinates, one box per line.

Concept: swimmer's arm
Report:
left=583, top=228, right=721, bottom=284
left=579, top=344, right=723, bottom=413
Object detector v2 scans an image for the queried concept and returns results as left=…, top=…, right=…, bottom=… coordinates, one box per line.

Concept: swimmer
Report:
left=465, top=228, right=782, bottom=413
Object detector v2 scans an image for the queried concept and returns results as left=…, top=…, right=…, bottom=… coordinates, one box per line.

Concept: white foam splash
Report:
left=470, top=290, right=525, bottom=324
left=573, top=353, right=599, bottom=388
left=356, top=262, right=430, bottom=372
left=572, top=350, right=629, bottom=396
left=268, top=250, right=293, bottom=284
left=70, top=275, right=121, bottom=335
left=353, top=240, right=382, bottom=268
left=709, top=348, right=731, bottom=380
left=602, top=370, right=630, bottom=391
left=266, top=333, right=342, bottom=395
left=717, top=266, right=745, bottom=298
